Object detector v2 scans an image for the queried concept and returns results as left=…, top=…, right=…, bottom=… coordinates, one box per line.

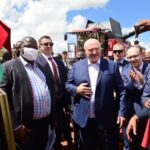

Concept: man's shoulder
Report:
left=36, top=55, right=45, bottom=62
left=2, top=59, right=17, bottom=68
left=73, top=58, right=87, bottom=67
left=102, top=58, right=116, bottom=67
left=121, top=63, right=131, bottom=73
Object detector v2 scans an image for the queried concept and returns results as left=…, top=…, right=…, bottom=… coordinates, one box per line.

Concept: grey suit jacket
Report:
left=0, top=58, right=54, bottom=128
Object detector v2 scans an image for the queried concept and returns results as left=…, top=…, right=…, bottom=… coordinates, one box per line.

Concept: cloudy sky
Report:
left=0, top=0, right=150, bottom=53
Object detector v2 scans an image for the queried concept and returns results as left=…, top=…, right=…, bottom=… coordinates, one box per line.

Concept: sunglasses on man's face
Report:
left=40, top=42, right=54, bottom=47
left=113, top=50, right=124, bottom=54
left=76, top=57, right=85, bottom=60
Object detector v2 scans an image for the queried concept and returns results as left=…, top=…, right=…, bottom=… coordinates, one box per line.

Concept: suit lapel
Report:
left=79, top=59, right=91, bottom=86
left=38, top=55, right=54, bottom=81
left=142, top=62, right=150, bottom=87
left=14, top=58, right=33, bottom=95
left=142, top=62, right=149, bottom=75
left=84, top=59, right=91, bottom=85
left=15, top=58, right=30, bottom=79
left=96, top=58, right=105, bottom=86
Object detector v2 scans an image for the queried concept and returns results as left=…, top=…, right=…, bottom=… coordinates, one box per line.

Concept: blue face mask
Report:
left=22, top=47, right=38, bottom=61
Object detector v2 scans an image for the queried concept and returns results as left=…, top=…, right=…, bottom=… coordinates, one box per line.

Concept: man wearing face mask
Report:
left=0, top=36, right=54, bottom=150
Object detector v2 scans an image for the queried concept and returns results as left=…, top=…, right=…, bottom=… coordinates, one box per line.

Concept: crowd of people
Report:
left=0, top=20, right=150, bottom=150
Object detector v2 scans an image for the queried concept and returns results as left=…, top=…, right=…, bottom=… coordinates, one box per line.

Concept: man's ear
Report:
left=20, top=48, right=24, bottom=55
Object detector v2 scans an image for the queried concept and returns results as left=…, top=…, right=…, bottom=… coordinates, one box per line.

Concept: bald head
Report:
left=84, top=38, right=101, bottom=64
left=84, top=38, right=101, bottom=51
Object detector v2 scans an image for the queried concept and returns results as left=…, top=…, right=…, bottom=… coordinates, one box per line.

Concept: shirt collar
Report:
left=138, top=62, right=143, bottom=70
left=19, top=55, right=37, bottom=67
left=42, top=53, right=53, bottom=60
left=114, top=58, right=124, bottom=64
left=133, top=62, right=143, bottom=71
left=88, top=58, right=100, bottom=66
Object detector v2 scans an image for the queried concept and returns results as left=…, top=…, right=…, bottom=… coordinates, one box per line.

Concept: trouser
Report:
left=17, top=117, right=49, bottom=150
left=80, top=118, right=119, bottom=150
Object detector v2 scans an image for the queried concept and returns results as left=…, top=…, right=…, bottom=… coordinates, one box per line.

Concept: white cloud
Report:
left=0, top=0, right=110, bottom=53
left=67, top=15, right=87, bottom=31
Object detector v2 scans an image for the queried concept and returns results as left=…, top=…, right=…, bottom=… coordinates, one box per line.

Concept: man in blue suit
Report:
left=66, top=38, right=127, bottom=150
left=121, top=45, right=150, bottom=150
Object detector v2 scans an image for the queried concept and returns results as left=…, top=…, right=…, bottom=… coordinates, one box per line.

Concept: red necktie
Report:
left=49, top=58, right=61, bottom=98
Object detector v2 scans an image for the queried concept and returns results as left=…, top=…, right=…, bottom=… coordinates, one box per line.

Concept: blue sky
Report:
left=67, top=0, right=150, bottom=44
left=0, top=0, right=150, bottom=52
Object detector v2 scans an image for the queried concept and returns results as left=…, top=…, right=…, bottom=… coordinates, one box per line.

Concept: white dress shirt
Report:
left=88, top=59, right=100, bottom=118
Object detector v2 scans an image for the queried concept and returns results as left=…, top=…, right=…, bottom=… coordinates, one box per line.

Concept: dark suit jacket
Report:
left=141, top=64, right=150, bottom=104
left=36, top=55, right=71, bottom=118
left=118, top=59, right=129, bottom=67
left=66, top=58, right=126, bottom=129
left=121, top=62, right=150, bottom=118
left=0, top=58, right=54, bottom=128
left=137, top=108, right=150, bottom=119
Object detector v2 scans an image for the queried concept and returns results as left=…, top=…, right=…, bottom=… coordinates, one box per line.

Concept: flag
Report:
left=0, top=20, right=11, bottom=52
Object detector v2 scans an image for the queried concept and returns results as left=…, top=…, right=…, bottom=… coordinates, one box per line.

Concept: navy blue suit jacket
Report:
left=66, top=58, right=126, bottom=128
left=121, top=62, right=150, bottom=118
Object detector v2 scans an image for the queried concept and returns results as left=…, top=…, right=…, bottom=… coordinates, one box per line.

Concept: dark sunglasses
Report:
left=76, top=57, right=85, bottom=60
left=40, top=42, right=54, bottom=47
left=113, top=50, right=124, bottom=54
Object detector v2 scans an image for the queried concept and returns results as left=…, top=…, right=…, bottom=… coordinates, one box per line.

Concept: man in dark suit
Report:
left=121, top=45, right=150, bottom=150
left=112, top=42, right=128, bottom=73
left=66, top=38, right=127, bottom=150
left=0, top=36, right=54, bottom=150
left=37, top=35, right=72, bottom=150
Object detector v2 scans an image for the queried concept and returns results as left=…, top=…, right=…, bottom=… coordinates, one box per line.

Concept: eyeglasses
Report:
left=127, top=54, right=141, bottom=60
left=113, top=50, right=124, bottom=54
left=40, top=42, right=54, bottom=47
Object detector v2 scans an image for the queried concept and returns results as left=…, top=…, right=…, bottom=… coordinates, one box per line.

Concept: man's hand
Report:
left=129, top=70, right=139, bottom=83
left=134, top=69, right=144, bottom=85
left=77, top=83, right=93, bottom=99
left=144, top=98, right=150, bottom=109
left=117, top=116, right=126, bottom=128
left=14, top=125, right=31, bottom=143
left=134, top=19, right=150, bottom=35
left=126, top=115, right=139, bottom=142
left=129, top=69, right=144, bottom=85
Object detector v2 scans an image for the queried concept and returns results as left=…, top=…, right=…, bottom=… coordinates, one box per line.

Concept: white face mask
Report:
left=22, top=47, right=38, bottom=61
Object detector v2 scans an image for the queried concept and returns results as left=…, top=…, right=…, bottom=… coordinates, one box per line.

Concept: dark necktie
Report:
left=49, top=58, right=61, bottom=98
left=118, top=62, right=123, bottom=67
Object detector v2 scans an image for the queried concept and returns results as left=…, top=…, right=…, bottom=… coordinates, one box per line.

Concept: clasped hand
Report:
left=14, top=125, right=31, bottom=143
left=129, top=69, right=144, bottom=85
left=77, top=83, right=93, bottom=99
